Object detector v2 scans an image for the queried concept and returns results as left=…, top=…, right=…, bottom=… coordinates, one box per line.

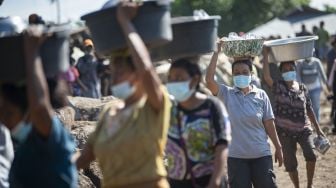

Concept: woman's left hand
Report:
left=316, top=128, right=326, bottom=137
left=275, top=147, right=283, bottom=167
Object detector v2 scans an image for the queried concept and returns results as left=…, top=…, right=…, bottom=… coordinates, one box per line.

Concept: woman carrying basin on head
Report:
left=0, top=27, right=77, bottom=187
left=76, top=2, right=172, bottom=188
left=206, top=40, right=283, bottom=188
left=263, top=47, right=325, bottom=188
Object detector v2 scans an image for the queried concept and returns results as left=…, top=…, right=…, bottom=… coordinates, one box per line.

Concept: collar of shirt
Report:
left=233, top=84, right=258, bottom=95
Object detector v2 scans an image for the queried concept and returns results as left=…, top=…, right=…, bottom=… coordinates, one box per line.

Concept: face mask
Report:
left=166, top=80, right=195, bottom=102
left=11, top=121, right=32, bottom=144
left=233, top=75, right=251, bottom=88
left=111, top=81, right=136, bottom=100
left=282, top=71, right=296, bottom=81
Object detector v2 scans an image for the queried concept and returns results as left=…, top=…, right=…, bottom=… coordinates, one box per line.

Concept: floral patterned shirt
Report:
left=166, top=96, right=230, bottom=180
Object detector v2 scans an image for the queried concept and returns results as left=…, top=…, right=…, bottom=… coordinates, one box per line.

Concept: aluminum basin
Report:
left=264, top=36, right=318, bottom=62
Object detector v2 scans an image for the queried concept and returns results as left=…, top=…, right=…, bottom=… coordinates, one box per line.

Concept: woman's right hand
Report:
left=216, top=38, right=224, bottom=53
left=23, top=25, right=49, bottom=58
left=116, top=1, right=140, bottom=24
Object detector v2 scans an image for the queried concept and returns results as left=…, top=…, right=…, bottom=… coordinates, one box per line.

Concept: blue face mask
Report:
left=166, top=80, right=195, bottom=102
left=111, top=81, right=136, bottom=100
left=11, top=121, right=32, bottom=144
left=282, top=71, right=296, bottom=81
left=233, top=75, right=251, bottom=88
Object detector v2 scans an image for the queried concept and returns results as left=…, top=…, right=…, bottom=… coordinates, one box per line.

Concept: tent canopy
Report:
left=249, top=6, right=336, bottom=39
left=249, top=18, right=294, bottom=38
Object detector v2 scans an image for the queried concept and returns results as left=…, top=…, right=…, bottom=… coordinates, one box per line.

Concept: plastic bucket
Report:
left=150, top=16, right=221, bottom=61
left=0, top=24, right=70, bottom=82
left=81, top=1, right=172, bottom=57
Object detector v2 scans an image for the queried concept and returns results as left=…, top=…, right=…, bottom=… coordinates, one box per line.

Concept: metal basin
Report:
left=81, top=1, right=172, bottom=57
left=0, top=24, right=71, bottom=82
left=264, top=36, right=318, bottom=62
left=150, top=16, right=221, bottom=61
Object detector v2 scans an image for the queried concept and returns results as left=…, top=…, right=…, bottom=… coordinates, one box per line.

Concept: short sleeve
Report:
left=209, top=97, right=231, bottom=146
left=261, top=91, right=275, bottom=121
left=158, top=85, right=172, bottom=132
left=216, top=84, right=230, bottom=105
left=32, top=117, right=76, bottom=155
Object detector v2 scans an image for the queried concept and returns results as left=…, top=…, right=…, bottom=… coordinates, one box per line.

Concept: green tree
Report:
left=171, top=0, right=310, bottom=36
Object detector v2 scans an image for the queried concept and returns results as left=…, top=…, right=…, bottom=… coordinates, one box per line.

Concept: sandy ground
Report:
left=275, top=97, right=336, bottom=188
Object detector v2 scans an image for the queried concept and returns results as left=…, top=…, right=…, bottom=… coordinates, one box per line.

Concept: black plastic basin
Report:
left=150, top=16, right=221, bottom=61
left=81, top=1, right=172, bottom=57
left=0, top=25, right=70, bottom=82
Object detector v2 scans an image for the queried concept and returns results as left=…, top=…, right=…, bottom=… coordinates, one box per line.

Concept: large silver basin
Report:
left=264, top=36, right=318, bottom=62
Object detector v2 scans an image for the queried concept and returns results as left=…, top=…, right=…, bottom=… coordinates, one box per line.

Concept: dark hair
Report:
left=0, top=84, right=28, bottom=113
left=301, top=24, right=306, bottom=30
left=171, top=59, right=202, bottom=77
left=331, top=38, right=336, bottom=47
left=28, top=14, right=45, bottom=25
left=0, top=79, right=68, bottom=112
left=171, top=59, right=202, bottom=90
left=320, top=21, right=324, bottom=27
left=279, top=61, right=296, bottom=72
left=232, top=59, right=253, bottom=72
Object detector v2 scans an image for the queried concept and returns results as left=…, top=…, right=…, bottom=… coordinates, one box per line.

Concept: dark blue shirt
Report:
left=9, top=117, right=77, bottom=188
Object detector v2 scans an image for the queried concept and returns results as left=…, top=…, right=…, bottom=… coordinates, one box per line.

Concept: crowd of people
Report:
left=0, top=2, right=336, bottom=188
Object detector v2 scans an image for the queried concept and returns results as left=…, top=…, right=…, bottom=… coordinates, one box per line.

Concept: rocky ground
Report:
left=56, top=96, right=121, bottom=188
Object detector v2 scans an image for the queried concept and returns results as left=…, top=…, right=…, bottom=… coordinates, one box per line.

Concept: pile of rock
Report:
left=56, top=96, right=122, bottom=188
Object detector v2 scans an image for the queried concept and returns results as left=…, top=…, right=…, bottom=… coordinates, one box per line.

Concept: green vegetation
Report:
left=171, top=0, right=310, bottom=35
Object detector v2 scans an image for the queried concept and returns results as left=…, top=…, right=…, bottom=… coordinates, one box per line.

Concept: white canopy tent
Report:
left=249, top=18, right=295, bottom=38
left=249, top=13, right=336, bottom=39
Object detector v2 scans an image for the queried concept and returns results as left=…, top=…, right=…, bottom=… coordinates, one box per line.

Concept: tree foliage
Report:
left=171, top=0, right=310, bottom=36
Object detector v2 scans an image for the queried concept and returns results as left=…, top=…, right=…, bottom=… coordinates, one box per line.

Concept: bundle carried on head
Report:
left=221, top=32, right=264, bottom=59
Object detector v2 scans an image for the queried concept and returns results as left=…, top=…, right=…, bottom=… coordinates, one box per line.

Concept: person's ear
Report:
left=131, top=72, right=141, bottom=85
left=190, top=75, right=200, bottom=89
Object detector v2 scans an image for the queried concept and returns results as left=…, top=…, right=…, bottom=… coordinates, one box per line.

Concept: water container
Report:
left=81, top=1, right=172, bottom=57
left=150, top=16, right=221, bottom=61
left=313, top=136, right=331, bottom=155
left=0, top=24, right=71, bottom=82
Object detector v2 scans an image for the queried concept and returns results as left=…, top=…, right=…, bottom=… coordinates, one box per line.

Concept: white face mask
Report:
left=166, top=80, right=195, bottom=102
left=11, top=120, right=32, bottom=144
left=111, top=81, right=136, bottom=100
